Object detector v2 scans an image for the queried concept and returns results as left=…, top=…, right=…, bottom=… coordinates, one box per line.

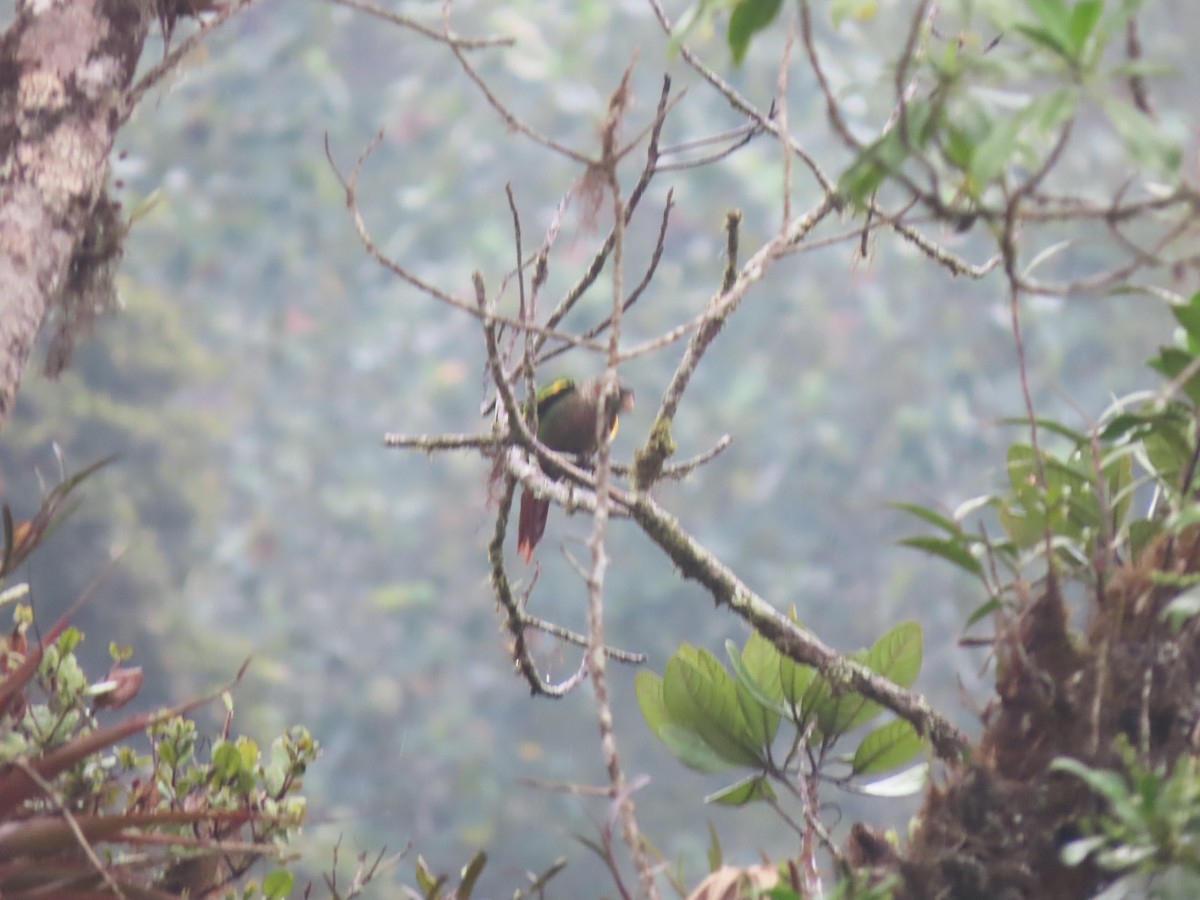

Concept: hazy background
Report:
left=2, top=0, right=1192, bottom=895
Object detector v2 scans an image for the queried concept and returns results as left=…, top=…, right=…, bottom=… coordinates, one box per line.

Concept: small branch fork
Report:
left=354, top=82, right=969, bottom=770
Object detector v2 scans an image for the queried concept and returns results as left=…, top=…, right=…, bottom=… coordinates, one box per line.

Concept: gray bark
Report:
left=0, top=0, right=151, bottom=427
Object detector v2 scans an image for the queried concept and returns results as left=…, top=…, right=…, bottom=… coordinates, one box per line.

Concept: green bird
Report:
left=517, top=376, right=635, bottom=564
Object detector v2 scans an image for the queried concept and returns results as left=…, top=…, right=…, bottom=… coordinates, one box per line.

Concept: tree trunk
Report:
left=0, top=0, right=151, bottom=428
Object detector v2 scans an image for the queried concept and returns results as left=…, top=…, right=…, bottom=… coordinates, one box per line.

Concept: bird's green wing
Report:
left=534, top=377, right=577, bottom=418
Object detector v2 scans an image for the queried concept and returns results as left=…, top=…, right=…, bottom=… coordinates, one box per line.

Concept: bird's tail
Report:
left=517, top=490, right=550, bottom=564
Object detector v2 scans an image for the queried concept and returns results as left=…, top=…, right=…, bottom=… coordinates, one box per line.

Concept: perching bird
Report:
left=517, top=377, right=635, bottom=564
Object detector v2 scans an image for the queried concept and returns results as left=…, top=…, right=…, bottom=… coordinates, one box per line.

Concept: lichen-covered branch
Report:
left=0, top=1, right=154, bottom=427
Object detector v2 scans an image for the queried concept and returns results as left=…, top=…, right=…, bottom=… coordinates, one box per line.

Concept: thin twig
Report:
left=122, top=0, right=259, bottom=119
left=329, top=0, right=513, bottom=49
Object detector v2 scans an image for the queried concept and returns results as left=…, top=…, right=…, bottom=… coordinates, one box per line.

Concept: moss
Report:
left=632, top=416, right=676, bottom=491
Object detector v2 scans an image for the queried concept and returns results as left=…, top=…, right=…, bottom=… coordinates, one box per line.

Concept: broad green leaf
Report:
left=866, top=621, right=923, bottom=689
left=897, top=535, right=982, bottom=577
left=658, top=723, right=745, bottom=773
left=705, top=773, right=776, bottom=806
left=638, top=669, right=740, bottom=772
left=635, top=670, right=671, bottom=734
left=725, top=645, right=781, bottom=747
left=263, top=870, right=294, bottom=900
left=851, top=720, right=926, bottom=775
left=740, top=630, right=785, bottom=704
left=664, top=647, right=765, bottom=768
left=726, top=640, right=787, bottom=736
left=815, top=623, right=922, bottom=738
left=727, top=0, right=783, bottom=65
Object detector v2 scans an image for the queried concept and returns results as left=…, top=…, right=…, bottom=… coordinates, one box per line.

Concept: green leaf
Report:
left=263, top=870, right=295, bottom=900
left=1020, top=0, right=1075, bottom=57
left=1129, top=519, right=1163, bottom=563
left=738, top=631, right=786, bottom=705
left=726, top=641, right=783, bottom=745
left=1101, top=97, right=1182, bottom=175
left=705, top=773, right=776, bottom=806
left=458, top=851, right=487, bottom=899
left=1014, top=22, right=1072, bottom=60
left=639, top=670, right=737, bottom=772
left=658, top=723, right=744, bottom=773
left=1162, top=589, right=1200, bottom=632
left=727, top=0, right=783, bottom=65
left=706, top=821, right=723, bottom=872
left=415, top=856, right=444, bottom=898
left=866, top=621, right=923, bottom=689
left=663, top=647, right=765, bottom=768
left=856, top=763, right=928, bottom=797
left=852, top=720, right=926, bottom=775
left=1067, top=0, right=1102, bottom=54
left=889, top=502, right=962, bottom=536
left=1171, top=292, right=1200, bottom=349
left=815, top=623, right=922, bottom=737
left=1104, top=448, right=1134, bottom=533
left=965, top=596, right=1005, bottom=630
left=837, top=99, right=935, bottom=207
left=997, top=417, right=1088, bottom=443
left=1050, top=757, right=1138, bottom=816
left=969, top=114, right=1025, bottom=188
left=1148, top=347, right=1200, bottom=407
left=1061, top=834, right=1108, bottom=866
left=778, top=651, right=818, bottom=724
left=897, top=535, right=982, bottom=577
left=636, top=670, right=672, bottom=734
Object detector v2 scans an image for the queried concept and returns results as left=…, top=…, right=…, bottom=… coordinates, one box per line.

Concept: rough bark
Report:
left=0, top=0, right=151, bottom=428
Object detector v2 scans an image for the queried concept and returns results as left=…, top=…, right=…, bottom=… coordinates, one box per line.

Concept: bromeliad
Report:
left=516, top=377, right=635, bottom=564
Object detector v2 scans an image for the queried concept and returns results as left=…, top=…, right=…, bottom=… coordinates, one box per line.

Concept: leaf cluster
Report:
left=636, top=618, right=926, bottom=808
left=1055, top=737, right=1200, bottom=898
left=0, top=464, right=318, bottom=899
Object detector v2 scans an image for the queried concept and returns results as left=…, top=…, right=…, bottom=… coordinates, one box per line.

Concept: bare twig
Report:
left=123, top=0, right=259, bottom=119
left=330, top=0, right=512, bottom=49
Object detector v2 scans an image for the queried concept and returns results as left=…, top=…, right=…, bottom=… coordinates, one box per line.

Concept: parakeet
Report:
left=517, top=377, right=635, bottom=564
